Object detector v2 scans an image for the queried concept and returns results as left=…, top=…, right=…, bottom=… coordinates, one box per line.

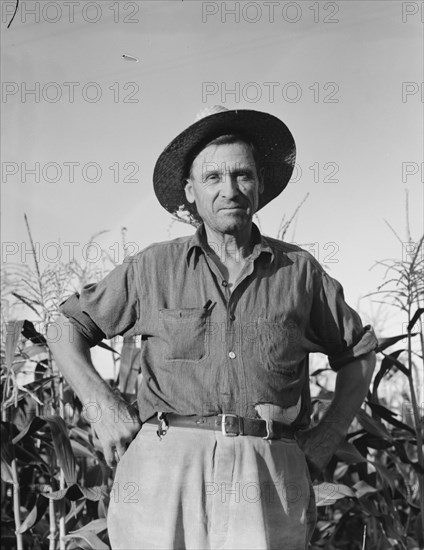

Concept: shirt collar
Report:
left=186, top=223, right=275, bottom=267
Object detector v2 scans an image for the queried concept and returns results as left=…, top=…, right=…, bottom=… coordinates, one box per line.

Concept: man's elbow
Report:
left=46, top=313, right=67, bottom=341
left=357, top=351, right=377, bottom=387
left=46, top=314, right=82, bottom=349
left=337, top=351, right=376, bottom=387
left=364, top=350, right=377, bottom=373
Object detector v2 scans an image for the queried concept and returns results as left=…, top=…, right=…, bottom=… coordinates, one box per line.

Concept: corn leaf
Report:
left=0, top=424, right=15, bottom=483
left=96, top=341, right=120, bottom=354
left=380, top=353, right=410, bottom=376
left=62, top=531, right=109, bottom=550
left=356, top=409, right=394, bottom=442
left=12, top=416, right=46, bottom=444
left=353, top=480, right=378, bottom=498
left=310, top=368, right=332, bottom=377
left=314, top=482, right=355, bottom=506
left=334, top=439, right=367, bottom=464
left=21, top=344, right=47, bottom=359
left=45, top=484, right=106, bottom=501
left=5, top=321, right=24, bottom=370
left=354, top=433, right=392, bottom=451
left=69, top=518, right=107, bottom=535
left=43, top=416, right=77, bottom=484
left=11, top=293, right=40, bottom=317
left=79, top=486, right=107, bottom=501
left=372, top=349, right=405, bottom=399
left=22, top=320, right=47, bottom=345
left=70, top=439, right=95, bottom=459
left=16, top=495, right=48, bottom=534
left=407, top=308, right=424, bottom=332
left=376, top=333, right=417, bottom=353
left=366, top=400, right=415, bottom=435
left=64, top=499, right=86, bottom=524
left=371, top=461, right=398, bottom=492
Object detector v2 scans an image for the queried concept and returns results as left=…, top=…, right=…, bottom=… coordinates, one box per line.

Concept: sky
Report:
left=2, top=0, right=423, bottom=339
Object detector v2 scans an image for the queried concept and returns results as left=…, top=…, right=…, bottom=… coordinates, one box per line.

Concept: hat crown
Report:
left=194, top=105, right=229, bottom=122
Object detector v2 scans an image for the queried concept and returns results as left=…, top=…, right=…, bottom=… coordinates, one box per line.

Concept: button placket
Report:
left=226, top=293, right=238, bottom=362
left=228, top=300, right=236, bottom=323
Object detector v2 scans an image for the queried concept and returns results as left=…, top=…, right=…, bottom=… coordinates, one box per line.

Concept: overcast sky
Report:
left=2, top=0, right=423, bottom=336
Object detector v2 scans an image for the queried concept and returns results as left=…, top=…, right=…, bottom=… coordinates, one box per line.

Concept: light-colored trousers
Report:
left=107, top=422, right=316, bottom=550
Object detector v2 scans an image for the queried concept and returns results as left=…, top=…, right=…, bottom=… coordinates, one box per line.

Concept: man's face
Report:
left=184, top=142, right=264, bottom=237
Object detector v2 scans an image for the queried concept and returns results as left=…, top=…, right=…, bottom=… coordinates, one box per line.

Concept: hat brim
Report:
left=153, top=109, right=296, bottom=224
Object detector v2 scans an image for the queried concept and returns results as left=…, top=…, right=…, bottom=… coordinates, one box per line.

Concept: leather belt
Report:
left=145, top=413, right=296, bottom=440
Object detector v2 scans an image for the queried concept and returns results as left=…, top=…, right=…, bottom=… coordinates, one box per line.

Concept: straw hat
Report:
left=153, top=106, right=296, bottom=224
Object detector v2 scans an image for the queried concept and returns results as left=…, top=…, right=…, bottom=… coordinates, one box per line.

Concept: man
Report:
left=48, top=106, right=377, bottom=549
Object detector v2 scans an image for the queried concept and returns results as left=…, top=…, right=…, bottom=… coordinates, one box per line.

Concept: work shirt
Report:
left=60, top=224, right=377, bottom=428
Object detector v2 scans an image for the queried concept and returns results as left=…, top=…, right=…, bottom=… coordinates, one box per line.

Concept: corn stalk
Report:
left=11, top=458, right=23, bottom=550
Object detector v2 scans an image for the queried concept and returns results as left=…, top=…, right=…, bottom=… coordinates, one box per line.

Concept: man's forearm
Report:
left=320, top=351, right=376, bottom=437
left=47, top=314, right=142, bottom=466
left=47, top=314, right=114, bottom=404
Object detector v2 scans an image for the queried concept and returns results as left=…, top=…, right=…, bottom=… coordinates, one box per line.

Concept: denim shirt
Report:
left=60, top=224, right=377, bottom=427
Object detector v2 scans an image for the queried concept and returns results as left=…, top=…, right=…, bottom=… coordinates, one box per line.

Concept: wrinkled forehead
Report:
left=188, top=137, right=258, bottom=176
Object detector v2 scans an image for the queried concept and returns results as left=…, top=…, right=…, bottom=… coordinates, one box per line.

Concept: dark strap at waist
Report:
left=145, top=413, right=296, bottom=440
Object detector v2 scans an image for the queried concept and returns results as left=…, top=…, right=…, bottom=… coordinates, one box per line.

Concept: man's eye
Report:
left=204, top=174, right=220, bottom=182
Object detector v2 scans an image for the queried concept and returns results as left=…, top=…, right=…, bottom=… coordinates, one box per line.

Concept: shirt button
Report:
left=222, top=280, right=228, bottom=287
left=228, top=351, right=236, bottom=359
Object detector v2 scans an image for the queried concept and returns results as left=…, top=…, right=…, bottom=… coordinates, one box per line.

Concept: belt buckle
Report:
left=221, top=414, right=239, bottom=437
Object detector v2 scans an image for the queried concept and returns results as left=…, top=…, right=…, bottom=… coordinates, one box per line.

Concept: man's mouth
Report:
left=220, top=204, right=247, bottom=211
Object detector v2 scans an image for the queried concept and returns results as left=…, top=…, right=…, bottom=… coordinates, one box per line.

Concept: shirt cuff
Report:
left=59, top=293, right=106, bottom=347
left=328, top=325, right=378, bottom=371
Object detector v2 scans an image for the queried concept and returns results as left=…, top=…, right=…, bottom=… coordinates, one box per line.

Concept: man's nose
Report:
left=220, top=173, right=239, bottom=198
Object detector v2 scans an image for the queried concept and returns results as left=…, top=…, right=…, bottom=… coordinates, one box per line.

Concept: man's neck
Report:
left=203, top=223, right=254, bottom=266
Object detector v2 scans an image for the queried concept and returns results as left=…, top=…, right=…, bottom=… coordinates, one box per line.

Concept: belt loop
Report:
left=238, top=416, right=244, bottom=436
left=262, top=418, right=274, bottom=440
left=255, top=404, right=276, bottom=440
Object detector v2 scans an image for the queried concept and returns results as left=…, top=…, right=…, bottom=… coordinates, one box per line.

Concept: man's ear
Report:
left=184, top=179, right=196, bottom=204
left=258, top=167, right=265, bottom=195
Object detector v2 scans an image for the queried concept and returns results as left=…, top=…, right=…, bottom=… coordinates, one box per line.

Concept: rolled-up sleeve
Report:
left=59, top=258, right=139, bottom=346
left=307, top=270, right=378, bottom=370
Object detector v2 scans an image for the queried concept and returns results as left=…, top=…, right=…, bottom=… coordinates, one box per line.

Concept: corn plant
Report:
left=309, top=215, right=423, bottom=549
left=1, top=218, right=141, bottom=550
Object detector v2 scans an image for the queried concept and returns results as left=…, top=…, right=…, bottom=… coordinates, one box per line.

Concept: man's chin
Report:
left=216, top=211, right=251, bottom=233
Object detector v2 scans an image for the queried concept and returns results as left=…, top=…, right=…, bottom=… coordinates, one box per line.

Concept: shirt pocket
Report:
left=257, top=317, right=297, bottom=378
left=159, top=308, right=209, bottom=362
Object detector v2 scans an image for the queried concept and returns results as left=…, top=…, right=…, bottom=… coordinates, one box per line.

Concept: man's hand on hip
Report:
left=87, top=392, right=142, bottom=467
left=297, top=353, right=376, bottom=480
left=295, top=424, right=344, bottom=480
